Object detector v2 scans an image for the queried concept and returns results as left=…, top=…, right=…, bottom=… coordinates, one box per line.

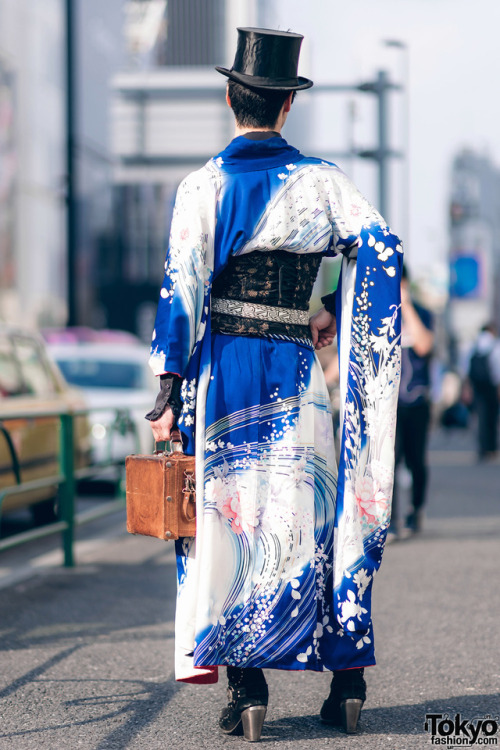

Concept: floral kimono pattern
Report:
left=149, top=135, right=402, bottom=683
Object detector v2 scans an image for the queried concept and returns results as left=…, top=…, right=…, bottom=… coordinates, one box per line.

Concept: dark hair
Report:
left=227, top=80, right=296, bottom=129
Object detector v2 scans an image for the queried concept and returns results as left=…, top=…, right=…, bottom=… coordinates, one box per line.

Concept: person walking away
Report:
left=390, top=265, right=434, bottom=537
left=468, top=323, right=500, bottom=460
left=146, top=27, right=403, bottom=740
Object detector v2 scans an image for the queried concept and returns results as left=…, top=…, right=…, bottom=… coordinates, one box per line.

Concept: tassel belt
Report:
left=211, top=297, right=312, bottom=341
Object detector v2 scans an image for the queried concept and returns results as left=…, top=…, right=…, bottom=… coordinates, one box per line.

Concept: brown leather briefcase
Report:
left=125, top=438, right=196, bottom=541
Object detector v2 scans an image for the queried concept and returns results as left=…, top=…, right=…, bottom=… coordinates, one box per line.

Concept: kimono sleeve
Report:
left=149, top=171, right=216, bottom=377
left=323, top=165, right=403, bottom=261
left=325, top=166, right=404, bottom=647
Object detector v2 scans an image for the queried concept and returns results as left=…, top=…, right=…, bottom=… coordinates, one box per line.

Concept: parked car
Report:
left=45, top=338, right=157, bottom=470
left=0, top=325, right=90, bottom=527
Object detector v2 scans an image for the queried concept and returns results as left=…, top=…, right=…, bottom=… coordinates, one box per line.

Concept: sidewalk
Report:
left=0, top=428, right=499, bottom=749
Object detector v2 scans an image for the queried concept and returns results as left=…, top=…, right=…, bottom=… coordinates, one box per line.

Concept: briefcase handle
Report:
left=155, top=428, right=183, bottom=456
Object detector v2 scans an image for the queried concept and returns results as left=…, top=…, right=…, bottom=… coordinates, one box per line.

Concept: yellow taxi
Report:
left=0, top=325, right=90, bottom=526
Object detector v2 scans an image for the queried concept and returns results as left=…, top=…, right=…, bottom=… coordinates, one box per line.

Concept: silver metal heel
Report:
left=241, top=705, right=267, bottom=742
left=341, top=698, right=363, bottom=734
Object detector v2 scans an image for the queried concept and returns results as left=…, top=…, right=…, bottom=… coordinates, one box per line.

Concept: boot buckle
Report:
left=227, top=685, right=247, bottom=702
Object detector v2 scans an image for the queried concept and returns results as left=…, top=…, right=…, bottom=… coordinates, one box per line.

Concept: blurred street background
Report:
left=1, top=0, right=500, bottom=747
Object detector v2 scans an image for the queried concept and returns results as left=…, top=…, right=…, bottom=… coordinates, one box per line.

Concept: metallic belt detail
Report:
left=212, top=298, right=310, bottom=326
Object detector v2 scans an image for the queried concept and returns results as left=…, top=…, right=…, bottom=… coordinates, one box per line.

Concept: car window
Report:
left=12, top=336, right=57, bottom=397
left=55, top=359, right=145, bottom=390
left=0, top=336, right=24, bottom=397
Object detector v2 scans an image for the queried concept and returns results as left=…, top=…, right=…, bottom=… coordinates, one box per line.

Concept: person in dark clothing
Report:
left=468, top=323, right=500, bottom=460
left=390, top=265, right=434, bottom=538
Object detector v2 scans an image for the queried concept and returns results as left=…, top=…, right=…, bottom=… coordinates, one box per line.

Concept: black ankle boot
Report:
left=320, top=668, right=366, bottom=733
left=219, top=667, right=268, bottom=741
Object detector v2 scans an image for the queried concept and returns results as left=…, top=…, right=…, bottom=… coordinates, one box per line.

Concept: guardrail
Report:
left=0, top=406, right=149, bottom=567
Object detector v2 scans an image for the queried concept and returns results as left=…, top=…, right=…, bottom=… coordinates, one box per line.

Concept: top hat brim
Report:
left=215, top=66, right=313, bottom=91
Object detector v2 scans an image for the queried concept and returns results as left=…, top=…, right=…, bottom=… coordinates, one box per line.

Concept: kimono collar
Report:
left=213, top=134, right=304, bottom=173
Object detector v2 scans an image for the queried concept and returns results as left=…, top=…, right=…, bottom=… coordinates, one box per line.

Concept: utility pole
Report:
left=357, top=70, right=401, bottom=221
left=65, top=0, right=77, bottom=326
left=313, top=71, right=402, bottom=221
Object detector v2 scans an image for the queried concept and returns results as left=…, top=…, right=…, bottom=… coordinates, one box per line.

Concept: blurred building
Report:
left=105, top=0, right=270, bottom=339
left=0, top=0, right=316, bottom=335
left=0, top=0, right=129, bottom=330
left=70, top=0, right=128, bottom=329
left=448, top=149, right=500, bottom=357
left=0, top=0, right=66, bottom=328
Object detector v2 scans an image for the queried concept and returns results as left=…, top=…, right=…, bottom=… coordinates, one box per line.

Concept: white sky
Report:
left=263, top=0, right=500, bottom=276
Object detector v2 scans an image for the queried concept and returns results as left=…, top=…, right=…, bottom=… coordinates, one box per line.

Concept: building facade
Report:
left=0, top=0, right=66, bottom=328
left=0, top=0, right=328, bottom=335
left=104, top=0, right=265, bottom=339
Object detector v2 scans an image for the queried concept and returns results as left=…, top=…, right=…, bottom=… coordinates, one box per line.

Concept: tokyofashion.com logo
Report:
left=425, top=713, right=499, bottom=746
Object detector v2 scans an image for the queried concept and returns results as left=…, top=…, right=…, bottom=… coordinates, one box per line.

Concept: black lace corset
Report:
left=211, top=250, right=322, bottom=340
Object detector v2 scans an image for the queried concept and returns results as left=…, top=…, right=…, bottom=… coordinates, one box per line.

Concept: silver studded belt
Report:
left=211, top=297, right=310, bottom=326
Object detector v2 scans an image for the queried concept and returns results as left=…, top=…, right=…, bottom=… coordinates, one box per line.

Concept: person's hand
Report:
left=309, top=307, right=337, bottom=350
left=400, top=279, right=411, bottom=307
left=150, top=406, right=176, bottom=442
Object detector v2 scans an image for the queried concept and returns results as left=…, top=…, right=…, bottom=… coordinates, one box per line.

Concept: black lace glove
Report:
left=145, top=374, right=183, bottom=422
left=321, top=292, right=337, bottom=315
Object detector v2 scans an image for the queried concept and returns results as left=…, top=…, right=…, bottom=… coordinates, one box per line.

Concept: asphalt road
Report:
left=0, top=425, right=499, bottom=750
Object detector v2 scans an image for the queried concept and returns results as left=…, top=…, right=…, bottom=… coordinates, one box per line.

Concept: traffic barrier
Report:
left=0, top=406, right=147, bottom=567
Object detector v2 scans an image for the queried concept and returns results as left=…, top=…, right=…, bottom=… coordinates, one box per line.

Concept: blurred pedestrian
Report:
left=439, top=368, right=469, bottom=430
left=390, top=265, right=434, bottom=538
left=468, top=323, right=500, bottom=460
left=146, top=27, right=402, bottom=740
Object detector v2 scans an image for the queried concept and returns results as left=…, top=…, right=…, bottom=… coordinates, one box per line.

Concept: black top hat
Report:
left=216, top=27, right=313, bottom=91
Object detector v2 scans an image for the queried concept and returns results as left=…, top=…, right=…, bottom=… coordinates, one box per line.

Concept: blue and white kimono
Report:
left=149, top=135, right=402, bottom=683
